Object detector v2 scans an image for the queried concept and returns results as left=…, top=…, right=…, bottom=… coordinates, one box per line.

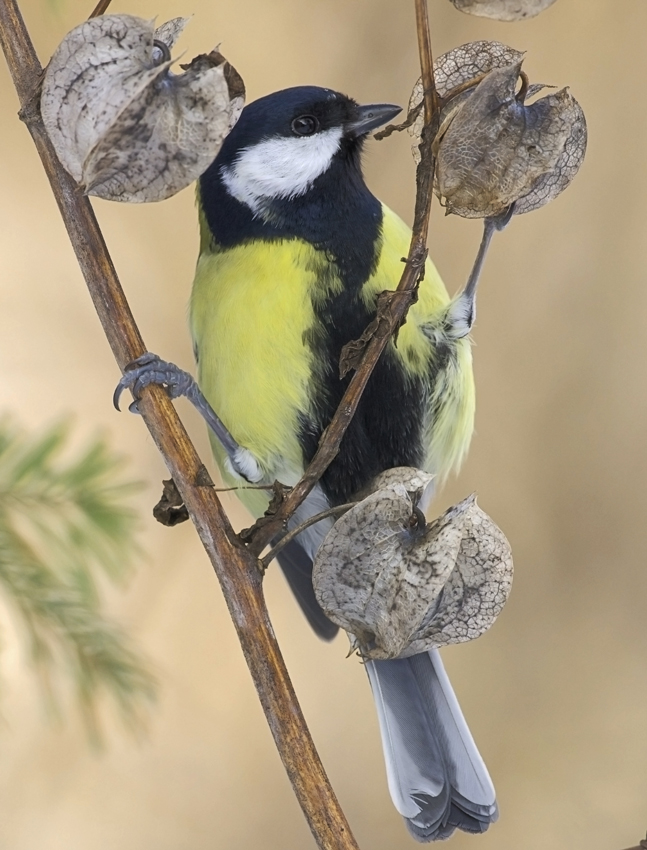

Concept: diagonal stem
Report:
left=0, top=2, right=359, bottom=848
left=414, top=0, right=438, bottom=121
left=88, top=0, right=113, bottom=18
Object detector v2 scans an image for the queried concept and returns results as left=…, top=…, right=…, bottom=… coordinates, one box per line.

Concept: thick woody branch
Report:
left=0, top=2, right=359, bottom=848
left=245, top=0, right=440, bottom=556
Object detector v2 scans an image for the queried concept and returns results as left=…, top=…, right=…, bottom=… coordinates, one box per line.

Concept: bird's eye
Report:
left=291, top=115, right=319, bottom=136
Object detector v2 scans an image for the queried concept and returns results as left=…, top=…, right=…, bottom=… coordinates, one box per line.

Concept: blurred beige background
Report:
left=1, top=0, right=646, bottom=848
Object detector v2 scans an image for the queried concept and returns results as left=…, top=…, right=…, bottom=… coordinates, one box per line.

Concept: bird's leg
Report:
left=447, top=204, right=514, bottom=337
left=113, top=352, right=264, bottom=483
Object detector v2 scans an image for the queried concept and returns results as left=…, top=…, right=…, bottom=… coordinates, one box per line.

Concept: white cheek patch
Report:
left=221, top=127, right=343, bottom=214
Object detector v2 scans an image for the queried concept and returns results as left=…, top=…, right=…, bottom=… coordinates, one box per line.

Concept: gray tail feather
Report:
left=365, top=649, right=498, bottom=841
left=275, top=538, right=339, bottom=641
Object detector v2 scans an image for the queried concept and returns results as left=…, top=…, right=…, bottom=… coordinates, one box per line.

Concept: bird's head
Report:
left=211, top=86, right=401, bottom=215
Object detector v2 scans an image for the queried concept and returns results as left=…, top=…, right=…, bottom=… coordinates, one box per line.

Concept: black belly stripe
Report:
left=299, top=292, right=430, bottom=506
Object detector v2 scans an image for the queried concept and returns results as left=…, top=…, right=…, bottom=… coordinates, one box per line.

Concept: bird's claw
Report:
left=113, top=352, right=194, bottom=413
left=113, top=353, right=255, bottom=480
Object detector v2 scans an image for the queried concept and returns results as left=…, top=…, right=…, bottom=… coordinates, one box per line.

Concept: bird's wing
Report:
left=275, top=538, right=338, bottom=641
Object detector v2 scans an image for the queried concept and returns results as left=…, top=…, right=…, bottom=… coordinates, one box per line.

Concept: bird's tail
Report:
left=365, top=649, right=498, bottom=841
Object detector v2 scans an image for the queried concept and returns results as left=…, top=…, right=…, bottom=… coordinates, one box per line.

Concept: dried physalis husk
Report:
left=312, top=469, right=512, bottom=660
left=436, top=60, right=585, bottom=218
left=354, top=466, right=435, bottom=502
left=511, top=88, right=586, bottom=215
left=402, top=496, right=513, bottom=656
left=41, top=15, right=245, bottom=202
left=409, top=40, right=524, bottom=163
left=408, top=41, right=586, bottom=217
left=448, top=0, right=558, bottom=21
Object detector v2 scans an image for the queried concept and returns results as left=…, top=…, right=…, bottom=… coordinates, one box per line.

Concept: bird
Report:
left=116, top=85, right=497, bottom=840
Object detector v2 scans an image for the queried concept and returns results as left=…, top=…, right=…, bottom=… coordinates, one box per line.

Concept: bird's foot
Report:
left=113, top=353, right=195, bottom=414
left=113, top=353, right=261, bottom=482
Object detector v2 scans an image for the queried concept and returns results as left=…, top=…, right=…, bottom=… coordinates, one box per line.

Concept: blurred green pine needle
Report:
left=0, top=416, right=157, bottom=741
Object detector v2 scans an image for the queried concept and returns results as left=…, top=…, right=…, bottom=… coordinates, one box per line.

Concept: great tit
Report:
left=118, top=86, right=496, bottom=840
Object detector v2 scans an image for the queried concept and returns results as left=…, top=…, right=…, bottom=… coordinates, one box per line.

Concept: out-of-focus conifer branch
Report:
left=0, top=417, right=156, bottom=739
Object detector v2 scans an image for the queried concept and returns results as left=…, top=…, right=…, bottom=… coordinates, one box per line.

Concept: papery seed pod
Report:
left=402, top=496, right=513, bottom=657
left=512, top=92, right=586, bottom=214
left=313, top=471, right=512, bottom=661
left=153, top=17, right=190, bottom=50
left=407, top=41, right=586, bottom=217
left=409, top=40, right=525, bottom=163
left=41, top=15, right=244, bottom=202
left=355, top=466, right=435, bottom=501
left=313, top=484, right=467, bottom=660
left=448, top=0, right=558, bottom=21
left=435, top=61, right=581, bottom=218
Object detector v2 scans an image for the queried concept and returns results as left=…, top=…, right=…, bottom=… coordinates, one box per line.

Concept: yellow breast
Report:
left=190, top=238, right=326, bottom=486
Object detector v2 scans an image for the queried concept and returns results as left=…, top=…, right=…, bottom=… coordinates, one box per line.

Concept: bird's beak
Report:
left=346, top=103, right=402, bottom=137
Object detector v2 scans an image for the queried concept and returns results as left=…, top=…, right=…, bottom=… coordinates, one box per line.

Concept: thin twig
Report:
left=440, top=70, right=489, bottom=107
left=213, top=484, right=275, bottom=493
left=88, top=0, right=113, bottom=18
left=0, top=3, right=359, bottom=849
left=374, top=70, right=489, bottom=143
left=373, top=100, right=422, bottom=141
left=245, top=0, right=440, bottom=556
left=261, top=502, right=357, bottom=570
left=414, top=0, right=438, bottom=120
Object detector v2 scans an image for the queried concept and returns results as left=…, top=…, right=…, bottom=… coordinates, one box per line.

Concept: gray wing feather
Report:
left=275, top=483, right=339, bottom=641
left=276, top=538, right=338, bottom=641
left=365, top=649, right=498, bottom=841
